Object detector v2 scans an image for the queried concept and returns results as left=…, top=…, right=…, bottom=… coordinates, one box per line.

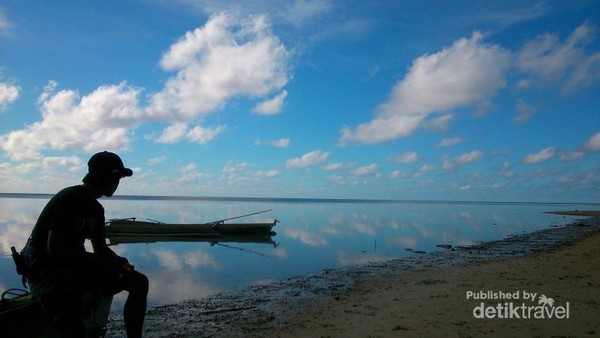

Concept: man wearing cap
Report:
left=21, top=151, right=148, bottom=337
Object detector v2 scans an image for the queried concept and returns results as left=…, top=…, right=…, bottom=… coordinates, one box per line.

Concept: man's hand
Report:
left=116, top=256, right=135, bottom=271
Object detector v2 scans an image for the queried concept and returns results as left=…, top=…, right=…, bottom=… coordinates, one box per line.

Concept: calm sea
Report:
left=1, top=194, right=597, bottom=312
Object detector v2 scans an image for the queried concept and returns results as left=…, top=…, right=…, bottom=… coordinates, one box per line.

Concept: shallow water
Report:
left=0, top=195, right=595, bottom=311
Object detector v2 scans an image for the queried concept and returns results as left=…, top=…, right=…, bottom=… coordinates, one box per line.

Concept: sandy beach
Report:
left=107, top=215, right=600, bottom=337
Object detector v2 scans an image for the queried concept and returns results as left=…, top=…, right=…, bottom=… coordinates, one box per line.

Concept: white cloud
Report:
left=585, top=132, right=600, bottom=152
left=437, top=136, right=463, bottom=147
left=148, top=156, right=166, bottom=166
left=284, top=0, right=334, bottom=28
left=170, top=0, right=334, bottom=29
left=557, top=132, right=600, bottom=162
left=563, top=51, right=600, bottom=93
left=285, top=150, right=331, bottom=168
left=321, top=162, right=342, bottom=171
left=523, top=147, right=555, bottom=164
left=0, top=82, right=19, bottom=110
left=329, top=174, right=343, bottom=185
left=255, top=170, right=280, bottom=177
left=177, top=163, right=205, bottom=185
left=340, top=32, right=510, bottom=145
left=443, top=151, right=484, bottom=169
left=155, top=123, right=225, bottom=144
left=271, top=138, right=290, bottom=148
left=255, top=137, right=290, bottom=148
left=147, top=12, right=291, bottom=122
left=513, top=99, right=537, bottom=124
left=560, top=150, right=585, bottom=162
left=339, top=114, right=424, bottom=145
left=253, top=90, right=287, bottom=115
left=389, top=151, right=419, bottom=164
left=517, top=23, right=600, bottom=93
left=2, top=13, right=291, bottom=163
left=186, top=124, right=225, bottom=144
left=415, top=164, right=436, bottom=176
left=424, top=113, right=454, bottom=132
left=457, top=151, right=483, bottom=164
left=156, top=123, right=188, bottom=144
left=0, top=9, right=10, bottom=34
left=353, top=163, right=378, bottom=176
left=223, top=161, right=249, bottom=173
left=390, top=170, right=407, bottom=179
left=0, top=81, right=141, bottom=161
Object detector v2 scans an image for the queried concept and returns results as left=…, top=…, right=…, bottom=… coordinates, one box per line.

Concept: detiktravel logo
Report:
left=466, top=290, right=570, bottom=319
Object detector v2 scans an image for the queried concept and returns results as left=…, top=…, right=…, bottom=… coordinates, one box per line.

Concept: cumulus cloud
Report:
left=1, top=12, right=293, bottom=168
left=423, top=113, right=454, bottom=132
left=523, top=147, right=555, bottom=164
left=253, top=90, right=287, bottom=115
left=443, top=150, right=484, bottom=169
left=186, top=124, right=225, bottom=144
left=147, top=12, right=290, bottom=121
left=271, top=138, right=290, bottom=148
left=155, top=122, right=225, bottom=145
left=222, top=161, right=249, bottom=174
left=390, top=170, right=407, bottom=179
left=437, top=136, right=463, bottom=147
left=255, top=137, right=290, bottom=148
left=353, top=163, right=378, bottom=176
left=285, top=150, right=331, bottom=168
left=156, top=123, right=188, bottom=144
left=517, top=23, right=600, bottom=93
left=585, top=132, right=600, bottom=152
left=456, top=151, right=484, bottom=164
left=513, top=99, right=537, bottom=124
left=389, top=151, right=419, bottom=164
left=148, top=156, right=166, bottom=166
left=0, top=81, right=142, bottom=161
left=255, top=169, right=280, bottom=177
left=340, top=32, right=510, bottom=145
left=0, top=82, right=19, bottom=110
left=321, top=162, right=342, bottom=170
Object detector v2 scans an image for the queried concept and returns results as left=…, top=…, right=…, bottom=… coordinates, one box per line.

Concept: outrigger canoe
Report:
left=106, top=233, right=277, bottom=245
left=105, top=218, right=278, bottom=237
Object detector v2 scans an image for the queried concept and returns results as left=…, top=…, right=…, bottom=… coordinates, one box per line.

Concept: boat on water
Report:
left=105, top=218, right=278, bottom=237
left=106, top=232, right=277, bottom=245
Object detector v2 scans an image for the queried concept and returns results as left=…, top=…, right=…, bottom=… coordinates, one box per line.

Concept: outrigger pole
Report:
left=209, top=209, right=273, bottom=224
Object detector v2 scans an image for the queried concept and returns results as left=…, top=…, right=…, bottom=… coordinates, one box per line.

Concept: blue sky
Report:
left=0, top=1, right=599, bottom=202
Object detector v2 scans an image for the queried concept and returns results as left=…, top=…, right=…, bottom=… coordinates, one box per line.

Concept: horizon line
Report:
left=0, top=192, right=598, bottom=206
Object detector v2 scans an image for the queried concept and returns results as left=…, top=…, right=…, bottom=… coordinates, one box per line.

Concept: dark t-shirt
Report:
left=29, top=185, right=105, bottom=257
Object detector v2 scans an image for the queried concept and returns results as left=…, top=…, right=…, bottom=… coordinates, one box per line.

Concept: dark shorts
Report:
left=28, top=250, right=146, bottom=301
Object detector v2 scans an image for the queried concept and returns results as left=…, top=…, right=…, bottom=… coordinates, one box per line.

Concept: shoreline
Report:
left=107, top=215, right=600, bottom=337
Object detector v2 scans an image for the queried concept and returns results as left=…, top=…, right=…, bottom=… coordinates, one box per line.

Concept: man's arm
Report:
left=91, top=234, right=134, bottom=270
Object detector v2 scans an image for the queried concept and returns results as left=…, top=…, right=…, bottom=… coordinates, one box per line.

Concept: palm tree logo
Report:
left=538, top=294, right=555, bottom=307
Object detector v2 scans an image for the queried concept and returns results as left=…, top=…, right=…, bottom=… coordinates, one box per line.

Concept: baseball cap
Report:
left=86, top=151, right=133, bottom=178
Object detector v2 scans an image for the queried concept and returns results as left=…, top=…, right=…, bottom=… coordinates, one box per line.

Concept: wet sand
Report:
left=107, top=214, right=600, bottom=337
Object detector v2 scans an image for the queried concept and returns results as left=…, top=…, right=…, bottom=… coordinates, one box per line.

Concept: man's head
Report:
left=82, top=151, right=133, bottom=196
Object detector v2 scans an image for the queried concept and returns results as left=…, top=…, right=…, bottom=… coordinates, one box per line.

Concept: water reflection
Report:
left=0, top=196, right=588, bottom=312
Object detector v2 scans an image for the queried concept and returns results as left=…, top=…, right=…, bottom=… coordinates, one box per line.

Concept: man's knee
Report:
left=125, top=271, right=149, bottom=295
left=136, top=272, right=149, bottom=295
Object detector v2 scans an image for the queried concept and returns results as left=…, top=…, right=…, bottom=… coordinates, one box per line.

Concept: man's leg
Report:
left=89, top=256, right=149, bottom=338
left=120, top=270, right=149, bottom=338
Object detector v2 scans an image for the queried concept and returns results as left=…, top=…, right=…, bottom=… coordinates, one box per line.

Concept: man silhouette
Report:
left=22, top=151, right=148, bottom=337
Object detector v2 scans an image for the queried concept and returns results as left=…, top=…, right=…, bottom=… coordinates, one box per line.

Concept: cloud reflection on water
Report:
left=0, top=196, right=584, bottom=311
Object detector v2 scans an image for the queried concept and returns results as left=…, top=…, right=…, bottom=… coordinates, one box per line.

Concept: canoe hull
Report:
left=105, top=219, right=277, bottom=236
